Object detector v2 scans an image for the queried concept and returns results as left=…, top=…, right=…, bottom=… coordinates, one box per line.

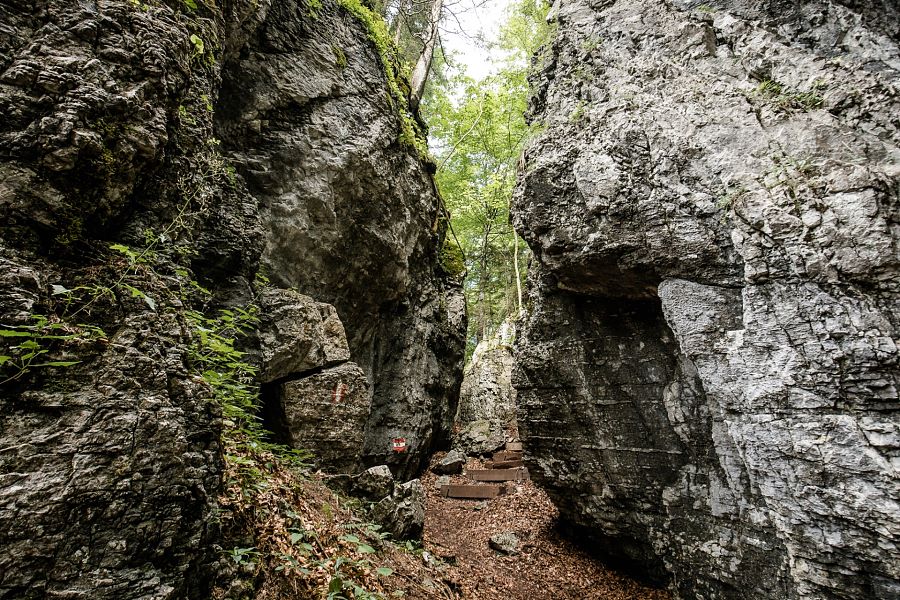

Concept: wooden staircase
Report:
left=439, top=442, right=528, bottom=500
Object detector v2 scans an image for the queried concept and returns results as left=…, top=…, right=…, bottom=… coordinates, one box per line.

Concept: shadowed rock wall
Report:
left=513, top=0, right=899, bottom=598
left=214, top=0, right=466, bottom=478
left=0, top=0, right=463, bottom=597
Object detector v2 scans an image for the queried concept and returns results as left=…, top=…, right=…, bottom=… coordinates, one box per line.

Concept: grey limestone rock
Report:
left=456, top=320, right=517, bottom=446
left=278, top=362, right=371, bottom=474
left=370, top=479, right=426, bottom=541
left=257, top=287, right=350, bottom=383
left=513, top=0, right=900, bottom=598
left=352, top=465, right=396, bottom=501
left=488, top=532, right=521, bottom=556
left=0, top=0, right=464, bottom=597
left=216, top=0, right=466, bottom=479
left=432, top=449, right=466, bottom=475
left=453, top=419, right=507, bottom=457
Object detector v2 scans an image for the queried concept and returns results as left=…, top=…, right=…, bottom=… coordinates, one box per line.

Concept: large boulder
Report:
left=370, top=480, right=426, bottom=541
left=277, top=362, right=371, bottom=474
left=257, top=288, right=350, bottom=383
left=513, top=1, right=899, bottom=598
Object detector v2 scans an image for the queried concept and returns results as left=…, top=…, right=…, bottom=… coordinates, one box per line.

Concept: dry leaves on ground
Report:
left=420, top=455, right=671, bottom=600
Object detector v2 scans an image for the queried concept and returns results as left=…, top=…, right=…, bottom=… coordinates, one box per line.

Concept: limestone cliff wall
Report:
left=512, top=1, right=899, bottom=598
left=0, top=0, right=463, bottom=597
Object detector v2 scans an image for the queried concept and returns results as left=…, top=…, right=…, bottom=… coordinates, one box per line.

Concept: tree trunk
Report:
left=408, top=0, right=443, bottom=111
left=390, top=0, right=407, bottom=45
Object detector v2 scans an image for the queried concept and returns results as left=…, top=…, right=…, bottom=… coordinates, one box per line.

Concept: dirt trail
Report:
left=420, top=456, right=671, bottom=600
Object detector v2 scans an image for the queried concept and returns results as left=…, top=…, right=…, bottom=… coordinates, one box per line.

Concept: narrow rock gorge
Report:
left=0, top=0, right=463, bottom=597
left=1, top=0, right=898, bottom=598
left=513, top=1, right=899, bottom=598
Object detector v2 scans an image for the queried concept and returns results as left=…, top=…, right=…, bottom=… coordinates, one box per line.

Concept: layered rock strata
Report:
left=513, top=1, right=899, bottom=598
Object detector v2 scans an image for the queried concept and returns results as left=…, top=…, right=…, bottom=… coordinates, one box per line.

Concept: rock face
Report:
left=0, top=0, right=463, bottom=598
left=456, top=320, right=517, bottom=442
left=513, top=1, right=899, bottom=599
left=432, top=449, right=466, bottom=475
left=370, top=479, right=426, bottom=541
left=215, top=0, right=466, bottom=478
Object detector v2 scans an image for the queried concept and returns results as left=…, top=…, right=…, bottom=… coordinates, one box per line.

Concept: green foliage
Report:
left=228, top=546, right=259, bottom=565
left=423, top=0, right=551, bottom=354
left=0, top=316, right=102, bottom=384
left=307, top=0, right=323, bottom=18
left=336, top=0, right=427, bottom=157
left=754, top=79, right=825, bottom=111
left=333, top=45, right=348, bottom=68
left=439, top=235, right=466, bottom=277
left=189, top=33, right=205, bottom=57
left=569, top=100, right=586, bottom=122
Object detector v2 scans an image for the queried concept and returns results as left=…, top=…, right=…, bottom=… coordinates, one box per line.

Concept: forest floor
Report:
left=418, top=455, right=671, bottom=600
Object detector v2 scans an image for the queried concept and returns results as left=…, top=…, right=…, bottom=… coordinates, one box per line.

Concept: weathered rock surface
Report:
left=488, top=532, right=521, bottom=556
left=257, top=287, right=350, bottom=383
left=0, top=0, right=464, bottom=597
left=453, top=419, right=508, bottom=457
left=513, top=1, right=899, bottom=599
left=277, top=363, right=371, bottom=474
left=432, top=449, right=466, bottom=475
left=216, top=0, right=466, bottom=478
left=352, top=465, right=396, bottom=501
left=455, top=320, right=517, bottom=449
left=370, top=479, right=426, bottom=541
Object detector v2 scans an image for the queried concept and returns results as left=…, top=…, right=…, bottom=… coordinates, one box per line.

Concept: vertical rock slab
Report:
left=279, top=363, right=371, bottom=474
left=0, top=1, right=464, bottom=598
left=513, top=0, right=899, bottom=598
left=454, top=321, right=517, bottom=455
left=457, top=321, right=517, bottom=428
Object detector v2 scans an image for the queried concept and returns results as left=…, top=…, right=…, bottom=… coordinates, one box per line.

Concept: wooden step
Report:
left=468, top=468, right=529, bottom=482
left=440, top=484, right=505, bottom=499
left=505, top=441, right=523, bottom=452
left=491, top=459, right=524, bottom=469
left=492, top=450, right=523, bottom=462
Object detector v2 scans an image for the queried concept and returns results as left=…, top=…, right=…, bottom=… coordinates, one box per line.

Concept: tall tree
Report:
left=423, top=0, right=551, bottom=356
left=408, top=0, right=444, bottom=110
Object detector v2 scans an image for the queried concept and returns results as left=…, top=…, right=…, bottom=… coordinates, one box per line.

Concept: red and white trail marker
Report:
left=391, top=438, right=407, bottom=453
left=332, top=382, right=348, bottom=404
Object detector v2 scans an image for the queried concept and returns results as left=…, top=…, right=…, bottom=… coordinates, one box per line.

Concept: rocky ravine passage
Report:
left=513, top=1, right=899, bottom=599
left=0, top=0, right=463, bottom=597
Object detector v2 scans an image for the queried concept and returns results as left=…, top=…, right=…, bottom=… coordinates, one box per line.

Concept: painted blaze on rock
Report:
left=278, top=363, right=371, bottom=474
left=512, top=0, right=899, bottom=598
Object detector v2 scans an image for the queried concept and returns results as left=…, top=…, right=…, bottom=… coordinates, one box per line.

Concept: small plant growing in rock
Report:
left=717, top=185, right=747, bottom=210
left=754, top=78, right=825, bottom=111
left=568, top=100, right=587, bottom=122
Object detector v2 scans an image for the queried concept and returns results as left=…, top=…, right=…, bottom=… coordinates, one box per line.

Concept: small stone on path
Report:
left=432, top=449, right=466, bottom=475
left=489, top=532, right=520, bottom=555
